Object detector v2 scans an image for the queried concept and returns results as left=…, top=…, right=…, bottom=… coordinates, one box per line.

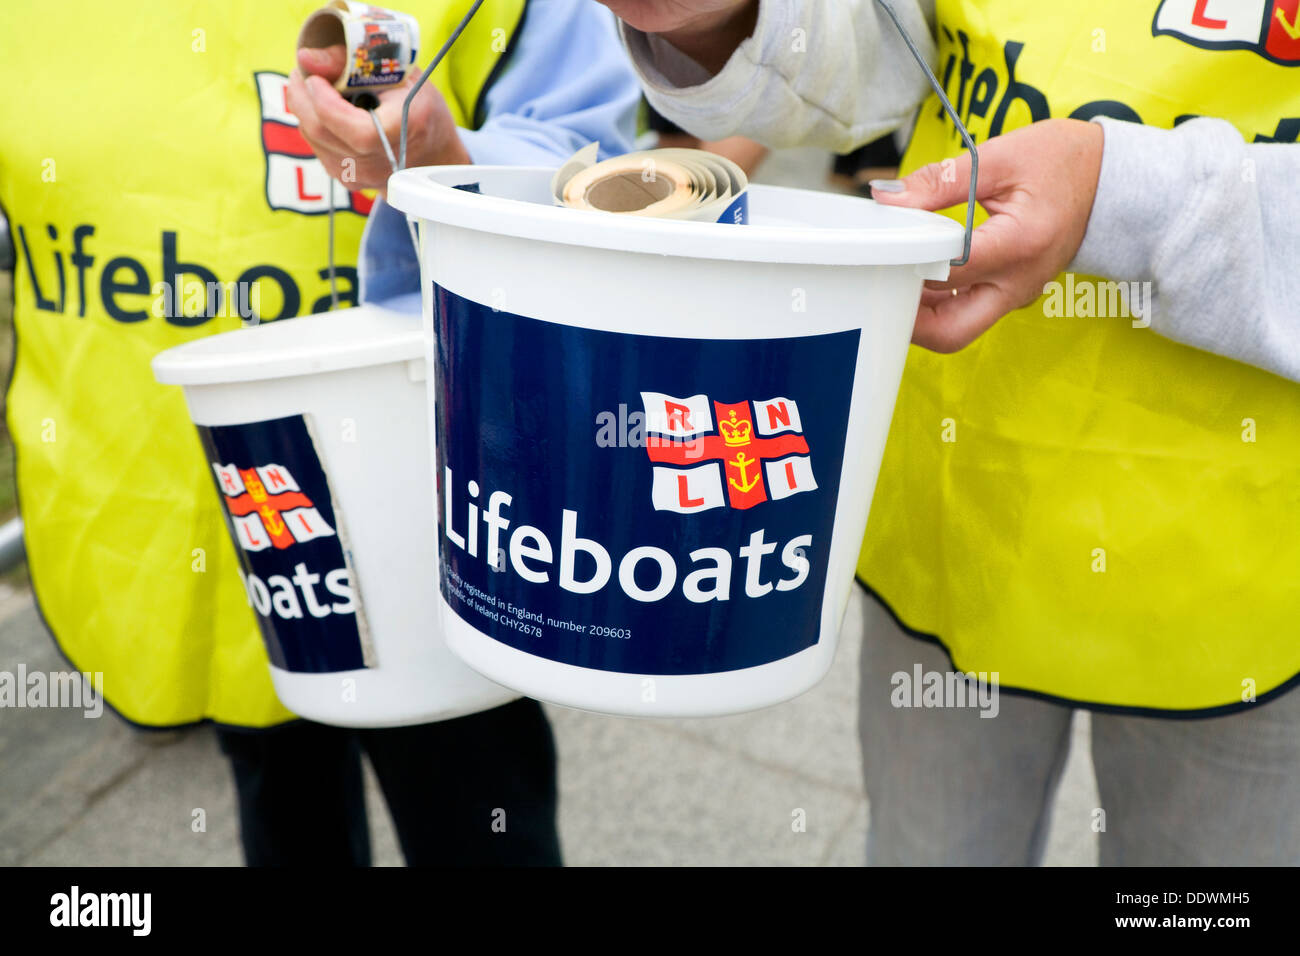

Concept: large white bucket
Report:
left=151, top=305, right=517, bottom=727
left=388, top=166, right=964, bottom=718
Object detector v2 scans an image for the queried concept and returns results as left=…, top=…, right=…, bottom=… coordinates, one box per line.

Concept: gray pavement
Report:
left=0, top=587, right=1098, bottom=866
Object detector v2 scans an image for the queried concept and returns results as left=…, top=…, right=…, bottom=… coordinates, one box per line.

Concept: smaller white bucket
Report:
left=152, top=306, right=517, bottom=727
left=389, top=166, right=964, bottom=718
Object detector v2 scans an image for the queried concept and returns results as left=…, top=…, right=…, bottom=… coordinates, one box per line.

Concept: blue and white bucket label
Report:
left=719, top=191, right=748, bottom=225
left=434, top=285, right=860, bottom=676
left=198, top=415, right=372, bottom=673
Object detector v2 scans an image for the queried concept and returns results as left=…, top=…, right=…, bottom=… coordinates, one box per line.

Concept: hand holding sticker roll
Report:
left=298, top=1, right=421, bottom=101
left=289, top=3, right=469, bottom=192
left=552, top=144, right=749, bottom=224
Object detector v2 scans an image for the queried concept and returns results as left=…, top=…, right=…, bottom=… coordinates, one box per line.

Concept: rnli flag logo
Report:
left=212, top=462, right=337, bottom=552
left=643, top=393, right=816, bottom=513
left=1154, top=0, right=1300, bottom=64
left=253, top=72, right=377, bottom=215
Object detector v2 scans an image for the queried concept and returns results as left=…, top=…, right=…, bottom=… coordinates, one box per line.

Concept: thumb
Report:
left=298, top=44, right=347, bottom=83
left=870, top=153, right=975, bottom=212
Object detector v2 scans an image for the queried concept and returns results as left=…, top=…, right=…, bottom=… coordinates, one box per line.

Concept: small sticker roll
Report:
left=298, top=1, right=421, bottom=98
left=551, top=145, right=750, bottom=224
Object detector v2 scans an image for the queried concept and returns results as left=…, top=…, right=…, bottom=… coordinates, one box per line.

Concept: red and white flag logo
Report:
left=1154, top=0, right=1300, bottom=64
left=641, top=392, right=816, bottom=513
left=254, top=72, right=377, bottom=215
left=213, top=461, right=336, bottom=552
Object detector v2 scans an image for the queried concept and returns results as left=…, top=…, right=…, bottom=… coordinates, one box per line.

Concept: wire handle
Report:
left=875, top=0, right=976, bottom=267
left=399, top=0, right=487, bottom=171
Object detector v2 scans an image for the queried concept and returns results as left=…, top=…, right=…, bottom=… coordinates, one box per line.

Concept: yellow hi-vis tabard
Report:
left=859, top=0, right=1300, bottom=713
left=0, top=0, right=525, bottom=727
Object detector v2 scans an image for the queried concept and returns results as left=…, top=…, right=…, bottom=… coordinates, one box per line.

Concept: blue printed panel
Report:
left=433, top=284, right=859, bottom=675
left=199, top=415, right=367, bottom=673
left=719, top=192, right=748, bottom=224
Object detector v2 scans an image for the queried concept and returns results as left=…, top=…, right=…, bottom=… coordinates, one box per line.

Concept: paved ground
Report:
left=0, top=588, right=1098, bottom=866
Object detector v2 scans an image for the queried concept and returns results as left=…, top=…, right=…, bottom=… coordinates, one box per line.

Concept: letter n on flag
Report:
left=256, top=464, right=300, bottom=493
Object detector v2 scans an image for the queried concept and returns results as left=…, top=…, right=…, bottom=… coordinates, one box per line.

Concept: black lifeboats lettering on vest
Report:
left=1254, top=118, right=1300, bottom=142
left=934, top=35, right=1297, bottom=145
left=162, top=231, right=221, bottom=325
left=236, top=264, right=300, bottom=322
left=1068, top=99, right=1144, bottom=124
left=311, top=268, right=358, bottom=314
left=101, top=257, right=151, bottom=322
left=952, top=30, right=975, bottom=119
left=16, top=224, right=59, bottom=312
left=12, top=223, right=359, bottom=323
left=988, top=41, right=1052, bottom=138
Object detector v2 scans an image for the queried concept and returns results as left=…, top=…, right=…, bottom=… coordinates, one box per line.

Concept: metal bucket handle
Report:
left=875, top=0, right=977, bottom=266
left=398, top=0, right=487, bottom=171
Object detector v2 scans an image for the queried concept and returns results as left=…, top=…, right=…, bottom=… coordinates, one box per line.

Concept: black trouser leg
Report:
left=360, top=698, right=562, bottom=866
left=216, top=720, right=371, bottom=867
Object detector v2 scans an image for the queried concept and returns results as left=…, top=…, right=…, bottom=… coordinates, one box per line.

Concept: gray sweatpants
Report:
left=851, top=586, right=1300, bottom=865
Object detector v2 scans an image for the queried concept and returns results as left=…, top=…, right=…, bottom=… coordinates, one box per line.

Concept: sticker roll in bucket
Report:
left=152, top=306, right=517, bottom=727
left=551, top=144, right=749, bottom=224
left=388, top=166, right=963, bottom=717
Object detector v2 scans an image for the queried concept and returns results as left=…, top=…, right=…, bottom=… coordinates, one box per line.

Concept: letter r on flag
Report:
left=213, top=463, right=245, bottom=496
left=640, top=391, right=713, bottom=438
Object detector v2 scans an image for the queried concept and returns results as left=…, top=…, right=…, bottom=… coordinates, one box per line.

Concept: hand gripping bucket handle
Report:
left=391, top=0, right=977, bottom=266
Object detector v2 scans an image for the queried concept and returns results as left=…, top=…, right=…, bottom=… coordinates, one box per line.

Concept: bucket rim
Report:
left=151, top=306, right=423, bottom=387
left=387, top=165, right=966, bottom=266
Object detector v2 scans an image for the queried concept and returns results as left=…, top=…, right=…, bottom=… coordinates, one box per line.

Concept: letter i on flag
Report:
left=764, top=454, right=817, bottom=500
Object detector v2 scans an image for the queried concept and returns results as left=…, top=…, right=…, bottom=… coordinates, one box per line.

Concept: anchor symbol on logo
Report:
left=728, top=451, right=761, bottom=494
left=259, top=503, right=287, bottom=538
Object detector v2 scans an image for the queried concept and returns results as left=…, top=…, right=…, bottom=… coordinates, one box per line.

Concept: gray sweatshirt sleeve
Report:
left=620, top=0, right=936, bottom=152
left=1072, top=117, right=1300, bottom=384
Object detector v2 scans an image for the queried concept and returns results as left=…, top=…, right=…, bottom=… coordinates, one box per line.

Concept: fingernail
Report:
left=869, top=179, right=906, bottom=195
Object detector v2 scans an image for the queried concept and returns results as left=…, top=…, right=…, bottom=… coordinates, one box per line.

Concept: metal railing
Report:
left=0, top=517, right=24, bottom=573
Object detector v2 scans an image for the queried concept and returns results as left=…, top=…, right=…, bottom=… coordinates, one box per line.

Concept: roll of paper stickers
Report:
left=551, top=144, right=749, bottom=225
left=298, top=1, right=420, bottom=98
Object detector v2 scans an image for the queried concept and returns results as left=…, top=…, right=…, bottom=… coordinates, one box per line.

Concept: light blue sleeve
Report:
left=359, top=0, right=641, bottom=307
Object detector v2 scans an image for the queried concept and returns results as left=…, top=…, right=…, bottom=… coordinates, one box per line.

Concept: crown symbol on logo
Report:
left=720, top=410, right=752, bottom=447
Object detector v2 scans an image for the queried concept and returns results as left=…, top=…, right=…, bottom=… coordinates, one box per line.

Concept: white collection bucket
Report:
left=388, top=166, right=964, bottom=718
left=151, top=305, right=518, bottom=727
